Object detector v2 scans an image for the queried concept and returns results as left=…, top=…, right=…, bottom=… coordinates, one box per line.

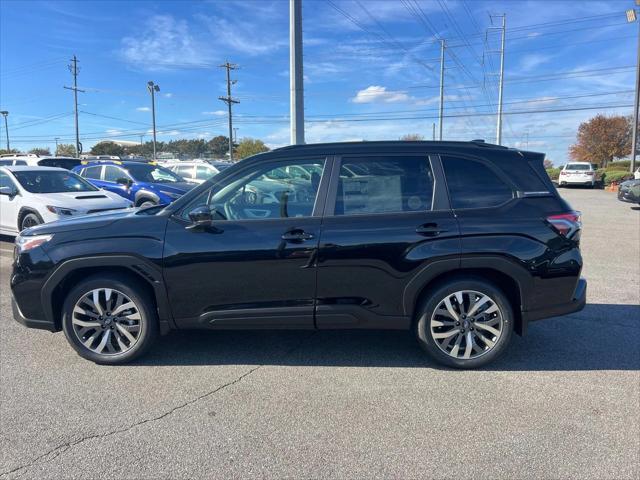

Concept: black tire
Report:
left=415, top=277, right=513, bottom=369
left=62, top=274, right=158, bottom=364
left=19, top=211, right=43, bottom=231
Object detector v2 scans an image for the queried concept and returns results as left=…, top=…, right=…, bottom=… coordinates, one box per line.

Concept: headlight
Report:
left=15, top=234, right=53, bottom=254
left=46, top=205, right=77, bottom=216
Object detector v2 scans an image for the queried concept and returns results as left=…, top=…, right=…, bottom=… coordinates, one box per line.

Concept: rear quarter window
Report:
left=442, top=156, right=514, bottom=209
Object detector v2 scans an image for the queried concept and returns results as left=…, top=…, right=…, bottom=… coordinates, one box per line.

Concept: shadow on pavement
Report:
left=136, top=303, right=640, bottom=371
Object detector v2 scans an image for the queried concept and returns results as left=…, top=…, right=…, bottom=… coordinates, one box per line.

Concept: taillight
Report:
left=586, top=171, right=595, bottom=176
left=559, top=171, right=566, bottom=175
left=547, top=211, right=581, bottom=238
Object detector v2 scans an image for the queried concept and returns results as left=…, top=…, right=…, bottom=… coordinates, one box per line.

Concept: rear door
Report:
left=315, top=153, right=460, bottom=329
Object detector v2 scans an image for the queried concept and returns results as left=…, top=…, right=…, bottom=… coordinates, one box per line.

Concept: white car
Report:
left=558, top=162, right=597, bottom=187
left=163, top=160, right=221, bottom=184
left=0, top=154, right=81, bottom=170
left=0, top=166, right=132, bottom=234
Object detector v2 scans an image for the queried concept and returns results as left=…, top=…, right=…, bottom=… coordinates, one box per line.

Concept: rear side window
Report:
left=175, top=165, right=195, bottom=178
left=196, top=165, right=214, bottom=180
left=335, top=156, right=434, bottom=215
left=83, top=166, right=102, bottom=180
left=442, top=156, right=513, bottom=209
left=104, top=165, right=126, bottom=182
left=37, top=158, right=80, bottom=170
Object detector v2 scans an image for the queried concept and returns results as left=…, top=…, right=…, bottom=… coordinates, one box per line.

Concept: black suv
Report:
left=11, top=141, right=586, bottom=368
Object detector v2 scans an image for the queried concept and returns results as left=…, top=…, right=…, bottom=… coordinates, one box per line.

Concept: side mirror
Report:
left=116, top=177, right=132, bottom=187
left=0, top=186, right=16, bottom=197
left=186, top=205, right=214, bottom=230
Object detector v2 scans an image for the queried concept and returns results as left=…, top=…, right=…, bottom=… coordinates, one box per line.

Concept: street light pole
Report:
left=147, top=81, right=160, bottom=160
left=0, top=111, right=9, bottom=151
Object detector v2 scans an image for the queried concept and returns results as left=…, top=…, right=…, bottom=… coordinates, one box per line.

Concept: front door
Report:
left=0, top=171, right=21, bottom=233
left=315, top=154, right=460, bottom=329
left=163, top=156, right=330, bottom=329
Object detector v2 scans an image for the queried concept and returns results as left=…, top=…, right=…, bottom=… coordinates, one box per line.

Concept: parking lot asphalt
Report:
left=0, top=187, right=638, bottom=479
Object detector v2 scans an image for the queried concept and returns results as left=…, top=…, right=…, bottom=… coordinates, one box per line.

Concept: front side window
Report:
left=334, top=156, right=434, bottom=216
left=12, top=171, right=99, bottom=193
left=103, top=165, right=128, bottom=182
left=125, top=164, right=183, bottom=183
left=196, top=165, right=215, bottom=180
left=175, top=165, right=195, bottom=178
left=0, top=171, right=16, bottom=191
left=442, top=156, right=513, bottom=209
left=183, top=159, right=326, bottom=221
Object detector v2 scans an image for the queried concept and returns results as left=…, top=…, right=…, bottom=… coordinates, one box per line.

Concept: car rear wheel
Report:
left=20, top=212, right=43, bottom=231
left=415, top=278, right=513, bottom=369
left=62, top=275, right=158, bottom=364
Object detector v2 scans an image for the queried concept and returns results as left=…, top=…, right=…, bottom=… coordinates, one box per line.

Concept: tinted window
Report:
left=442, top=156, right=513, bottom=209
left=565, top=163, right=590, bottom=171
left=334, top=156, right=433, bottom=215
left=184, top=159, right=325, bottom=220
left=12, top=171, right=98, bottom=193
left=125, top=164, right=183, bottom=183
left=83, top=166, right=102, bottom=179
left=0, top=160, right=12, bottom=165
left=37, top=158, right=80, bottom=170
left=104, top=165, right=126, bottom=182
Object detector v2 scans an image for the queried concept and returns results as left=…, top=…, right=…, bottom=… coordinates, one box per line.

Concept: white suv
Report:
left=558, top=162, right=597, bottom=187
left=0, top=166, right=132, bottom=234
left=0, top=154, right=81, bottom=170
left=162, top=160, right=221, bottom=184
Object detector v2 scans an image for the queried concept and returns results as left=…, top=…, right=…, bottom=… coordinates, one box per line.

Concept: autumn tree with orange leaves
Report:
left=569, top=114, right=632, bottom=167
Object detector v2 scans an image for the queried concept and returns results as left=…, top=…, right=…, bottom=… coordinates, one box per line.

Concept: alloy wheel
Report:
left=71, top=288, right=142, bottom=355
left=430, top=290, right=504, bottom=360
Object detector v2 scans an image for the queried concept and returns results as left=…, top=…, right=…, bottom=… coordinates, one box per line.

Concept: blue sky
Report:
left=0, top=0, right=636, bottom=164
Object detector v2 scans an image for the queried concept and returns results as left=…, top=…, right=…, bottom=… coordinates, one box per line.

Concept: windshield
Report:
left=125, top=163, right=184, bottom=183
left=13, top=170, right=99, bottom=193
left=565, top=164, right=591, bottom=171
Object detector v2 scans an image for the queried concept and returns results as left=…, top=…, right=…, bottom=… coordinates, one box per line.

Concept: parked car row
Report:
left=0, top=156, right=231, bottom=235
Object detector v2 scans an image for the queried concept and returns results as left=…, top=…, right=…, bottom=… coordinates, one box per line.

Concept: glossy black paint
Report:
left=10, top=141, right=586, bottom=337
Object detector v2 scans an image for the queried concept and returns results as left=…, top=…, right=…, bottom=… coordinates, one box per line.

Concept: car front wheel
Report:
left=20, top=212, right=43, bottom=231
left=415, top=278, right=513, bottom=369
left=62, top=274, right=158, bottom=364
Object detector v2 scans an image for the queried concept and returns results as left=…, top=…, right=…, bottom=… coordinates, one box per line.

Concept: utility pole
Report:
left=432, top=122, right=436, bottom=141
left=54, top=137, right=60, bottom=154
left=493, top=14, right=506, bottom=145
left=290, top=0, right=305, bottom=145
left=147, top=81, right=160, bottom=160
left=219, top=61, right=239, bottom=161
left=233, top=127, right=238, bottom=144
left=139, top=134, right=145, bottom=146
left=0, top=111, right=9, bottom=151
left=64, top=55, right=84, bottom=156
left=438, top=39, right=445, bottom=141
left=628, top=7, right=639, bottom=173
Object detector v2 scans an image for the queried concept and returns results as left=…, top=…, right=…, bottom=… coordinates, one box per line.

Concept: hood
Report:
left=23, top=208, right=139, bottom=235
left=41, top=191, right=130, bottom=211
left=149, top=182, right=195, bottom=195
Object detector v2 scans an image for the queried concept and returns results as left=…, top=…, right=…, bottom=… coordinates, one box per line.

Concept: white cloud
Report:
left=136, top=106, right=150, bottom=112
left=196, top=14, right=287, bottom=55
left=106, top=129, right=123, bottom=135
left=163, top=93, right=173, bottom=98
left=120, top=15, right=212, bottom=70
left=519, top=54, right=553, bottom=72
left=202, top=110, right=226, bottom=116
left=351, top=85, right=410, bottom=104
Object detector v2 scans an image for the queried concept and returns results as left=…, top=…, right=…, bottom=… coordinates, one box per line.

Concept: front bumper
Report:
left=523, top=278, right=587, bottom=324
left=618, top=189, right=639, bottom=204
left=12, top=296, right=57, bottom=332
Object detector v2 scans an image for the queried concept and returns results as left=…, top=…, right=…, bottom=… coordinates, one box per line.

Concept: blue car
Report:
left=73, top=161, right=196, bottom=207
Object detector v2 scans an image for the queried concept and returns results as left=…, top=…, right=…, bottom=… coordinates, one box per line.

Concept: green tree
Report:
left=207, top=135, right=230, bottom=158
left=235, top=138, right=270, bottom=160
left=0, top=148, right=19, bottom=156
left=56, top=144, right=77, bottom=157
left=91, top=141, right=125, bottom=157
left=569, top=114, right=632, bottom=168
left=28, top=147, right=51, bottom=156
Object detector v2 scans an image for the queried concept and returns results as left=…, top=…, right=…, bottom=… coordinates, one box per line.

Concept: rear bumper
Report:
left=523, top=278, right=586, bottom=324
left=618, top=190, right=639, bottom=204
left=12, top=296, right=57, bottom=332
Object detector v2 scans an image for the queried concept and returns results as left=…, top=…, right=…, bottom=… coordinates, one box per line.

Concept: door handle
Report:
left=416, top=223, right=447, bottom=236
left=281, top=230, right=314, bottom=242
